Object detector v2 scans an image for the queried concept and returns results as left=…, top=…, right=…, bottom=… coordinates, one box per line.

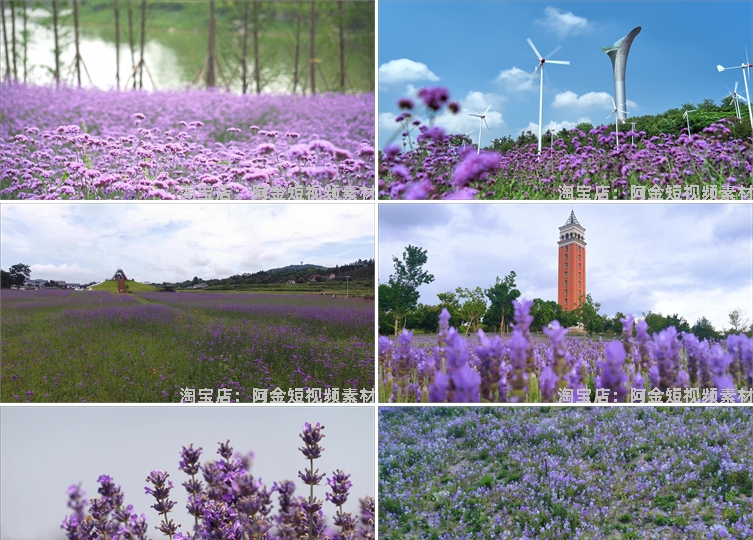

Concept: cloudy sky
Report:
left=378, top=1, right=753, bottom=148
left=379, top=203, right=753, bottom=331
left=0, top=406, right=375, bottom=540
left=0, top=203, right=374, bottom=284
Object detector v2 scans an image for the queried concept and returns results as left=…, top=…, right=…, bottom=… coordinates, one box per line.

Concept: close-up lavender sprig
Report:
left=60, top=425, right=371, bottom=540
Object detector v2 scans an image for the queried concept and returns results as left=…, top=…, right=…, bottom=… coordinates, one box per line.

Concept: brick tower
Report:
left=557, top=211, right=586, bottom=311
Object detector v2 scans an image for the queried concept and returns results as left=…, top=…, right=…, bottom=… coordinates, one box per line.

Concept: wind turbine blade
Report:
left=546, top=60, right=570, bottom=65
left=738, top=95, right=749, bottom=103
left=735, top=81, right=739, bottom=93
left=483, top=105, right=491, bottom=115
left=606, top=111, right=614, bottom=119
left=611, top=96, right=616, bottom=109
left=717, top=65, right=726, bottom=72
left=483, top=118, right=490, bottom=130
left=545, top=44, right=562, bottom=59
left=527, top=38, right=543, bottom=59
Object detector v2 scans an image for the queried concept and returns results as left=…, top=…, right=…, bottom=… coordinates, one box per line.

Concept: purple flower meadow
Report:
left=379, top=407, right=753, bottom=539
left=1, top=84, right=374, bottom=199
left=380, top=87, right=752, bottom=200
left=379, top=299, right=753, bottom=403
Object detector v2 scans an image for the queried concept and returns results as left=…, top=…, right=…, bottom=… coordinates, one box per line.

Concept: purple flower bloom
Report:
left=452, top=151, right=501, bottom=187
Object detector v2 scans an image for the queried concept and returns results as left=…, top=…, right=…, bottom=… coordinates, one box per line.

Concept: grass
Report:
left=90, top=280, right=159, bottom=292
left=1, top=289, right=374, bottom=402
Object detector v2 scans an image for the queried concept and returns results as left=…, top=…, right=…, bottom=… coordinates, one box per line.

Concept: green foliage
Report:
left=381, top=245, right=435, bottom=337
left=482, top=271, right=520, bottom=334
left=530, top=298, right=563, bottom=332
left=456, top=286, right=487, bottom=335
left=691, top=316, right=721, bottom=341
left=8, top=263, right=31, bottom=287
left=654, top=494, right=676, bottom=512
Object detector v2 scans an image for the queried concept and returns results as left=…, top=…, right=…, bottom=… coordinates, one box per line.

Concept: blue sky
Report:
left=379, top=203, right=753, bottom=331
left=378, top=1, right=753, bottom=149
left=0, top=204, right=374, bottom=284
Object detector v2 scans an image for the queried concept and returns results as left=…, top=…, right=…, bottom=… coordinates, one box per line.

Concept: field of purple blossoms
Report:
left=378, top=88, right=752, bottom=200
left=379, top=300, right=752, bottom=403
left=63, top=423, right=375, bottom=540
left=379, top=407, right=753, bottom=540
left=0, top=84, right=374, bottom=200
left=0, top=290, right=374, bottom=402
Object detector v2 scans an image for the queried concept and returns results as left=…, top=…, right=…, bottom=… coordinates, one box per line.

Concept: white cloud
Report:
left=378, top=59, right=439, bottom=88
left=535, top=6, right=591, bottom=39
left=436, top=91, right=506, bottom=137
left=495, top=66, right=535, bottom=92
left=552, top=91, right=612, bottom=110
left=521, top=117, right=593, bottom=135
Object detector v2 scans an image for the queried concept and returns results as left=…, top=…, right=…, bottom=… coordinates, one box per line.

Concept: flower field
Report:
left=0, top=290, right=374, bottom=402
left=378, top=88, right=752, bottom=200
left=379, top=407, right=753, bottom=539
left=0, top=84, right=374, bottom=199
left=379, top=301, right=752, bottom=403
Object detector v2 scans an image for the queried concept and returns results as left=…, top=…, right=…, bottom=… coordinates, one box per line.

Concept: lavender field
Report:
left=379, top=301, right=752, bottom=403
left=0, top=84, right=374, bottom=200
left=379, top=407, right=753, bottom=539
left=0, top=290, right=374, bottom=402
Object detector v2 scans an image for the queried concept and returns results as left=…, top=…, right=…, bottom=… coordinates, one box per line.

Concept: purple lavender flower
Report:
left=417, top=87, right=450, bottom=112
left=452, top=151, right=501, bottom=188
left=597, top=341, right=628, bottom=403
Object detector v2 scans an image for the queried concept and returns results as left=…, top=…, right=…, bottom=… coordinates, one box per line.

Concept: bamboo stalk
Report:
left=73, top=0, right=81, bottom=86
left=0, top=0, right=10, bottom=81
left=241, top=0, right=248, bottom=94
left=309, top=0, right=315, bottom=94
left=138, top=0, right=145, bottom=89
left=115, top=0, right=120, bottom=89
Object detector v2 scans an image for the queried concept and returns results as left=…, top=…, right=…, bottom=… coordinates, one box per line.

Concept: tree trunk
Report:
left=252, top=0, right=260, bottom=93
left=0, top=0, right=10, bottom=81
left=205, top=0, right=216, bottom=88
left=10, top=0, right=16, bottom=80
left=241, top=0, right=248, bottom=94
left=22, top=0, right=26, bottom=82
left=338, top=0, right=345, bottom=92
left=292, top=0, right=302, bottom=93
left=73, top=0, right=81, bottom=87
left=114, top=0, right=120, bottom=89
left=394, top=313, right=399, bottom=339
left=499, top=314, right=504, bottom=337
left=128, top=0, right=135, bottom=88
left=52, top=0, right=60, bottom=84
left=138, top=0, right=146, bottom=89
left=309, top=0, right=315, bottom=94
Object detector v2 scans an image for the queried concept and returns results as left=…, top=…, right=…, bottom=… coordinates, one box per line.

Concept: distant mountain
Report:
left=269, top=264, right=326, bottom=272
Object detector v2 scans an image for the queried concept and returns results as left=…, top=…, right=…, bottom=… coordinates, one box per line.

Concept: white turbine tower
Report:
left=683, top=109, right=696, bottom=135
left=468, top=106, right=491, bottom=154
left=728, top=82, right=747, bottom=119
left=527, top=38, right=569, bottom=154
left=629, top=121, right=637, bottom=145
left=607, top=96, right=629, bottom=146
left=717, top=60, right=753, bottom=131
left=456, top=128, right=475, bottom=149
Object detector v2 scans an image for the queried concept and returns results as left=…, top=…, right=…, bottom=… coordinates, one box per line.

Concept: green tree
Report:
left=456, top=286, right=487, bottom=336
left=726, top=309, right=751, bottom=335
left=483, top=271, right=520, bottom=336
left=642, top=311, right=667, bottom=335
left=692, top=317, right=720, bottom=341
left=530, top=298, right=563, bottom=332
left=1, top=269, right=11, bottom=289
left=573, top=294, right=603, bottom=335
left=437, top=291, right=461, bottom=327
left=9, top=263, right=31, bottom=286
left=664, top=313, right=691, bottom=334
left=382, top=245, right=435, bottom=337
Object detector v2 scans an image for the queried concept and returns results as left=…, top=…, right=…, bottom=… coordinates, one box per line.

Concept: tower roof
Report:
left=563, top=210, right=580, bottom=227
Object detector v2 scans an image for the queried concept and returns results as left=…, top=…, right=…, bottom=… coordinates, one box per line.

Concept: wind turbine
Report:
left=728, top=82, right=747, bottom=119
left=717, top=59, right=753, bottom=131
left=607, top=96, right=629, bottom=146
left=629, top=121, right=637, bottom=145
left=456, top=128, right=475, bottom=149
left=527, top=38, right=569, bottom=154
left=682, top=109, right=696, bottom=135
left=468, top=106, right=491, bottom=154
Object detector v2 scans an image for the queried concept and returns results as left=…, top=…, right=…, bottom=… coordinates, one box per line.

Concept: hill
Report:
left=90, top=280, right=159, bottom=293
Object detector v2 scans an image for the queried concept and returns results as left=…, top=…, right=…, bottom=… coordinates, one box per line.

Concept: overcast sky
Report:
left=379, top=203, right=753, bottom=331
left=0, top=203, right=374, bottom=284
left=0, top=406, right=375, bottom=540
left=379, top=1, right=753, bottom=148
